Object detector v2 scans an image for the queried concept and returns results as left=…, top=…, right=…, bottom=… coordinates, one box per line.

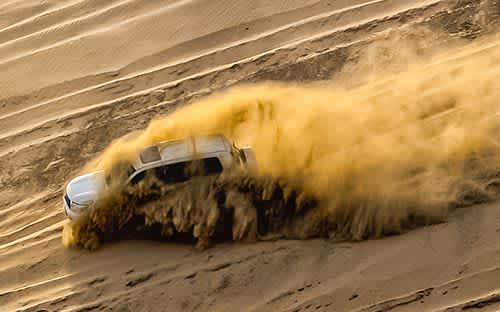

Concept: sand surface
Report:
left=1, top=0, right=500, bottom=311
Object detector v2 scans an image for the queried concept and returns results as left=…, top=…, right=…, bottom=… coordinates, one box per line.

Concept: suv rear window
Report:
left=155, top=157, right=223, bottom=184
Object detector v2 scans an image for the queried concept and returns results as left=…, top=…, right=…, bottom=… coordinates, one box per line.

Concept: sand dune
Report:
left=1, top=0, right=500, bottom=311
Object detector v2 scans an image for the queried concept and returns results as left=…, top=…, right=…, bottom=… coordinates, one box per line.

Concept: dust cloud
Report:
left=67, top=35, right=500, bottom=249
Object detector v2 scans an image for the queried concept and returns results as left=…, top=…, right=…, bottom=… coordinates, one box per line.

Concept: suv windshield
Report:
left=105, top=163, right=136, bottom=186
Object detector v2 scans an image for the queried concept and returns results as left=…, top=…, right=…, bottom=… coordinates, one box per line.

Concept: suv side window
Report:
left=155, top=162, right=190, bottom=184
left=154, top=157, right=223, bottom=185
left=201, top=157, right=224, bottom=175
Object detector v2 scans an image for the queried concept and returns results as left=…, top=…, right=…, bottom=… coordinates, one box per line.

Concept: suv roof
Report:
left=133, top=135, right=231, bottom=169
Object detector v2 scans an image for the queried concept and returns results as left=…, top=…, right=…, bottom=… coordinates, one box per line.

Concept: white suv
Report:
left=63, top=135, right=257, bottom=221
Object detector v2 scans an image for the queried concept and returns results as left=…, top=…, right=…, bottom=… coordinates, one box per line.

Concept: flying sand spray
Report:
left=64, top=36, right=500, bottom=249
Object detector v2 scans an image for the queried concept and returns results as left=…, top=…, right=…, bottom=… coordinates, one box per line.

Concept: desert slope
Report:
left=1, top=0, right=500, bottom=311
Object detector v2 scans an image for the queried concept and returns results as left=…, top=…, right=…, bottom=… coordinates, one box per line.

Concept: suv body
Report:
left=63, top=135, right=256, bottom=221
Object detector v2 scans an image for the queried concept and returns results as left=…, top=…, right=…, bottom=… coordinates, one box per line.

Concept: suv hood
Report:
left=66, top=170, right=106, bottom=205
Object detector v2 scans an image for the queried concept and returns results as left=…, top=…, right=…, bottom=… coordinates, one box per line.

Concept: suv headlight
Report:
left=64, top=194, right=71, bottom=208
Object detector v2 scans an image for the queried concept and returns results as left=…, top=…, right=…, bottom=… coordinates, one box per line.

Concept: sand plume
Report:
left=68, top=37, right=500, bottom=249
